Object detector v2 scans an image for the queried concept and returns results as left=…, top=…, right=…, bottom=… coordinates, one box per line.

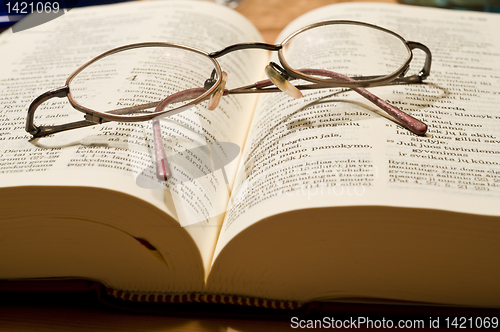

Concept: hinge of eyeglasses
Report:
left=85, top=113, right=104, bottom=124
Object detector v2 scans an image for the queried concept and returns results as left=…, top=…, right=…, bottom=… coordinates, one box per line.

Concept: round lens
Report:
left=68, top=44, right=219, bottom=118
left=281, top=22, right=411, bottom=81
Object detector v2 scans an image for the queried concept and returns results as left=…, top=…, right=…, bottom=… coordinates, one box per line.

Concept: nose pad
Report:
left=265, top=63, right=302, bottom=99
left=207, top=71, right=228, bottom=111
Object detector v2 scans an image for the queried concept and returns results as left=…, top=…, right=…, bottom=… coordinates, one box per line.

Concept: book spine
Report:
left=106, top=288, right=303, bottom=310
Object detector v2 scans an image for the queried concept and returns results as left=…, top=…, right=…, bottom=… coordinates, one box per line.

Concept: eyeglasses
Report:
left=26, top=20, right=431, bottom=180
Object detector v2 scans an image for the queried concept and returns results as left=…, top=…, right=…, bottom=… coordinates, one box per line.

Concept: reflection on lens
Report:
left=68, top=45, right=217, bottom=117
left=281, top=22, right=410, bottom=80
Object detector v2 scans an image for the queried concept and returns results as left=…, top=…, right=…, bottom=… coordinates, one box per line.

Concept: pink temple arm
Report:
left=299, top=69, right=427, bottom=135
left=152, top=88, right=207, bottom=181
left=152, top=117, right=171, bottom=181
left=253, top=68, right=427, bottom=135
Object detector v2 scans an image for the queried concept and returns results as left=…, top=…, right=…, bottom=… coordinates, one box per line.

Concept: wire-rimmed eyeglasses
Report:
left=26, top=20, right=432, bottom=180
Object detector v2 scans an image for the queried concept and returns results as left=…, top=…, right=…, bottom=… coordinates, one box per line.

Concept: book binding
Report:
left=106, top=288, right=304, bottom=310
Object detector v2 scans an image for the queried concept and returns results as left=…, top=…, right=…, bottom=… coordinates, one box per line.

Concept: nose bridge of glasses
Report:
left=209, top=42, right=281, bottom=59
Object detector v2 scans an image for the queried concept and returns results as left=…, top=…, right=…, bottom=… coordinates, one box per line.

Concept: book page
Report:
left=214, top=3, right=500, bottom=256
left=0, top=0, right=267, bottom=275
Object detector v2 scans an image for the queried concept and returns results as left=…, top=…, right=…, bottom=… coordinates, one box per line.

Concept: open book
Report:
left=1, top=0, right=500, bottom=309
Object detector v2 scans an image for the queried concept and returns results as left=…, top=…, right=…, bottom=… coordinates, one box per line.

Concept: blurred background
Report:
left=1, top=0, right=499, bottom=30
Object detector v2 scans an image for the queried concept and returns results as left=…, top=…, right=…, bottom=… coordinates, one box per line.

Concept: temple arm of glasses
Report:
left=231, top=69, right=427, bottom=135
left=299, top=69, right=427, bottom=135
left=152, top=88, right=209, bottom=181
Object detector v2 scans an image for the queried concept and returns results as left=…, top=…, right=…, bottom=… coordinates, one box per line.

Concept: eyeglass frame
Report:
left=25, top=19, right=432, bottom=139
